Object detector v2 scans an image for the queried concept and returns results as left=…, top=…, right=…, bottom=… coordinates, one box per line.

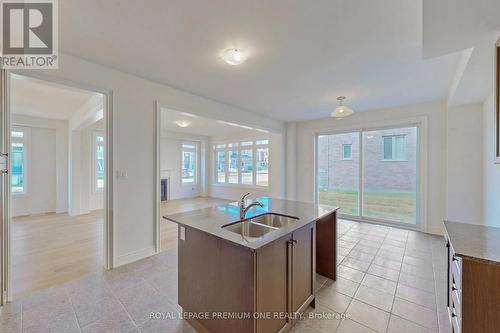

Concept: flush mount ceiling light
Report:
left=175, top=120, right=190, bottom=128
left=221, top=48, right=248, bottom=65
left=330, top=96, right=354, bottom=118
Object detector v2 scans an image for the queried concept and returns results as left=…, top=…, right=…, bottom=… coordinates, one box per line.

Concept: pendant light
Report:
left=330, top=96, right=354, bottom=118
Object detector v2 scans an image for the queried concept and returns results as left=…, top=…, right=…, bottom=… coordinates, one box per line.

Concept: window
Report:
left=342, top=144, right=352, bottom=160
left=228, top=149, right=238, bottom=184
left=182, top=143, right=197, bottom=184
left=216, top=151, right=226, bottom=183
left=94, top=133, right=105, bottom=192
left=256, top=147, right=269, bottom=186
left=11, top=127, right=29, bottom=194
left=383, top=135, right=407, bottom=161
left=213, top=139, right=270, bottom=187
left=240, top=149, right=253, bottom=185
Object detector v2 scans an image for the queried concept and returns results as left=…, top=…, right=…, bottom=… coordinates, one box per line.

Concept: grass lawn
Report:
left=319, top=188, right=416, bottom=224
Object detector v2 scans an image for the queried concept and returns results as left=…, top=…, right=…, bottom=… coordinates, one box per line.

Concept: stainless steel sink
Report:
left=222, top=213, right=299, bottom=239
left=223, top=220, right=274, bottom=238
left=250, top=213, right=299, bottom=228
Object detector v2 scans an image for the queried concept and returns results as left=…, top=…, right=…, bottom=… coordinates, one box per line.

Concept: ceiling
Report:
left=423, top=0, right=500, bottom=107
left=59, top=0, right=469, bottom=122
left=11, top=75, right=98, bottom=120
left=161, top=107, right=268, bottom=137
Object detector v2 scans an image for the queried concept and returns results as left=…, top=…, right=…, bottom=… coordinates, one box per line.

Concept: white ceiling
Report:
left=59, top=0, right=465, bottom=121
left=11, top=75, right=98, bottom=120
left=423, top=0, right=500, bottom=107
left=161, top=107, right=267, bottom=137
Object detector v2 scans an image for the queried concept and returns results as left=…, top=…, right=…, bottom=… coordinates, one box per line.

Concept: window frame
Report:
left=314, top=122, right=423, bottom=230
left=381, top=134, right=407, bottom=161
left=181, top=141, right=198, bottom=185
left=92, top=131, right=105, bottom=194
left=213, top=139, right=269, bottom=188
left=11, top=126, right=30, bottom=196
left=342, top=144, right=352, bottom=160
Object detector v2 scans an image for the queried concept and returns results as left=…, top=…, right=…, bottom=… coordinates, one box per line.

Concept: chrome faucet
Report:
left=239, top=193, right=264, bottom=220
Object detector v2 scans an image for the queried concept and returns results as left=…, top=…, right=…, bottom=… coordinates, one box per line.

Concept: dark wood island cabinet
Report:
left=165, top=198, right=338, bottom=333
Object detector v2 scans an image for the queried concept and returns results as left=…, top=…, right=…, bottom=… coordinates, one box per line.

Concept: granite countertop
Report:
left=164, top=197, right=339, bottom=250
left=444, top=220, right=500, bottom=265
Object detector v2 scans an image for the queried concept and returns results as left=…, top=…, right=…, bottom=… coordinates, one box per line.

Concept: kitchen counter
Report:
left=168, top=197, right=339, bottom=333
left=164, top=197, right=338, bottom=250
left=444, top=220, right=500, bottom=265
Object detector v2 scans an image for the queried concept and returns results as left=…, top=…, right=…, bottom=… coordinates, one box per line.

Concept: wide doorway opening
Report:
left=9, top=74, right=109, bottom=299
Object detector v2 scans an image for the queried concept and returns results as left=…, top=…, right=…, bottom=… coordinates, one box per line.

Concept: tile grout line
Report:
left=333, top=221, right=360, bottom=333
left=20, top=302, right=23, bottom=333
left=336, top=223, right=392, bottom=333
left=104, top=276, right=147, bottom=333
left=431, top=237, right=445, bottom=333
left=64, top=287, right=83, bottom=333
left=392, top=235, right=443, bottom=332
left=385, top=229, right=408, bottom=333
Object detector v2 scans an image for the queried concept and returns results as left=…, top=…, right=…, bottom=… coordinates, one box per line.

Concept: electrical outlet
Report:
left=179, top=226, right=186, bottom=240
left=116, top=170, right=128, bottom=179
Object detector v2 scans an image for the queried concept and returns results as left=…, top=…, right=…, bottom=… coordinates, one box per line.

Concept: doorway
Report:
left=155, top=104, right=279, bottom=253
left=0, top=71, right=113, bottom=302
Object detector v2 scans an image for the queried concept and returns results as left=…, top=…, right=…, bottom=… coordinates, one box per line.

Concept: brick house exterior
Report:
left=318, top=127, right=417, bottom=193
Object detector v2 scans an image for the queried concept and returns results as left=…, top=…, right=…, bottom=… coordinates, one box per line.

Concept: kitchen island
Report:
left=164, top=197, right=339, bottom=333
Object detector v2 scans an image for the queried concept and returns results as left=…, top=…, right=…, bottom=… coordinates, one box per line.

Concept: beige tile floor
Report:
left=0, top=219, right=451, bottom=333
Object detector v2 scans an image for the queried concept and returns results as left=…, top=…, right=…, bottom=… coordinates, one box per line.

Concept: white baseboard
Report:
left=114, top=246, right=157, bottom=267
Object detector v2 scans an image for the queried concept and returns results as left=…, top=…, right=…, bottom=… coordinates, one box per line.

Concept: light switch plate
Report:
left=179, top=226, right=186, bottom=240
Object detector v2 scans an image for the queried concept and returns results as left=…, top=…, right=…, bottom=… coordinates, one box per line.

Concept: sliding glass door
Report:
left=317, top=132, right=360, bottom=216
left=317, top=126, right=418, bottom=226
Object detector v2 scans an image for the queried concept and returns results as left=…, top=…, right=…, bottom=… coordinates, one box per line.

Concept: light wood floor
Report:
left=12, top=210, right=104, bottom=299
left=11, top=197, right=230, bottom=299
left=160, top=197, right=231, bottom=251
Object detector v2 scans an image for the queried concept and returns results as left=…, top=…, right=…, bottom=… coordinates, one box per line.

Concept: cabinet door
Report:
left=256, top=234, right=292, bottom=333
left=292, top=224, right=315, bottom=314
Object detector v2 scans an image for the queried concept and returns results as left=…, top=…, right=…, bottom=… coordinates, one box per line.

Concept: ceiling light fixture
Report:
left=175, top=120, right=190, bottom=128
left=331, top=96, right=354, bottom=118
left=222, top=48, right=248, bottom=65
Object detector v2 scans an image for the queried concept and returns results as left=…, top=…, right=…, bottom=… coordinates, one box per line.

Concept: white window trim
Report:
left=181, top=141, right=197, bottom=185
left=11, top=125, right=30, bottom=197
left=381, top=134, right=407, bottom=162
left=92, top=131, right=105, bottom=194
left=342, top=144, right=352, bottom=160
left=213, top=139, right=269, bottom=189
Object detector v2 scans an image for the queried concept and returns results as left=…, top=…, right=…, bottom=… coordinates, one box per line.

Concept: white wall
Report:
left=12, top=126, right=56, bottom=217
left=69, top=126, right=105, bottom=215
left=11, top=115, right=68, bottom=216
left=482, top=93, right=500, bottom=227
left=291, top=101, right=447, bottom=235
left=160, top=131, right=208, bottom=200
left=29, top=53, right=283, bottom=266
left=446, top=103, right=484, bottom=223
left=208, top=130, right=284, bottom=201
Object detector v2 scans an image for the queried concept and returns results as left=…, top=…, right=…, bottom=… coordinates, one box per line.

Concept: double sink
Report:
left=223, top=213, right=299, bottom=239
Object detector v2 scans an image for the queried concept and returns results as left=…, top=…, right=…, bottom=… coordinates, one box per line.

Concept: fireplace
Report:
left=161, top=178, right=169, bottom=201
